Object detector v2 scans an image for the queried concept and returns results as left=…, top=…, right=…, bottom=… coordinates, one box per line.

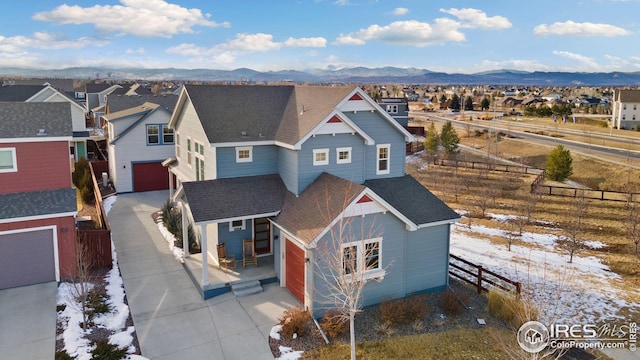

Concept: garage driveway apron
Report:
left=109, top=191, right=297, bottom=360
left=0, top=281, right=57, bottom=360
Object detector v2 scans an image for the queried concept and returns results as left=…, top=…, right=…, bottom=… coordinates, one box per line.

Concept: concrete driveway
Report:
left=0, top=282, right=58, bottom=360
left=109, top=191, right=298, bottom=360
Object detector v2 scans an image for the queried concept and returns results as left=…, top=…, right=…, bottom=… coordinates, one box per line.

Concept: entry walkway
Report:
left=109, top=191, right=298, bottom=360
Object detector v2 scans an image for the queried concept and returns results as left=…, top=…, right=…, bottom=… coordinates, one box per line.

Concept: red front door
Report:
left=253, top=218, right=271, bottom=255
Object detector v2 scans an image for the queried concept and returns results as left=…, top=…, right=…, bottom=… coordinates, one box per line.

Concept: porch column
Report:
left=304, top=248, right=313, bottom=313
left=181, top=201, right=189, bottom=259
left=168, top=169, right=174, bottom=199
left=200, top=224, right=209, bottom=286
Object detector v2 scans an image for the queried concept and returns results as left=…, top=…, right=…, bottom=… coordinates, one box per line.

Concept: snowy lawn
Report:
left=56, top=196, right=149, bottom=360
left=451, top=213, right=639, bottom=325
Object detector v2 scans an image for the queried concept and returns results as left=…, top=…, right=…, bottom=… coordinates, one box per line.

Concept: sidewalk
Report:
left=109, top=191, right=298, bottom=360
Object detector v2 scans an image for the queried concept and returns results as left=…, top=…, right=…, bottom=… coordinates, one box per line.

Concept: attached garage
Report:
left=285, top=239, right=305, bottom=303
left=0, top=228, right=56, bottom=290
left=132, top=162, right=170, bottom=192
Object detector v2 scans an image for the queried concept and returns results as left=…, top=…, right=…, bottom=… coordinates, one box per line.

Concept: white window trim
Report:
left=313, top=148, right=329, bottom=166
left=175, top=132, right=180, bottom=159
left=386, top=104, right=398, bottom=114
left=376, top=144, right=390, bottom=175
left=194, top=140, right=205, bottom=181
left=341, top=237, right=385, bottom=281
left=186, top=137, right=192, bottom=166
left=146, top=124, right=160, bottom=145
left=0, top=147, right=17, bottom=173
left=336, top=147, right=352, bottom=164
left=229, top=219, right=246, bottom=232
left=162, top=125, right=174, bottom=144
left=236, top=146, right=253, bottom=163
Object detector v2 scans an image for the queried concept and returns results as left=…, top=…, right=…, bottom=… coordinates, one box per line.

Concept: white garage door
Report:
left=0, top=229, right=56, bottom=290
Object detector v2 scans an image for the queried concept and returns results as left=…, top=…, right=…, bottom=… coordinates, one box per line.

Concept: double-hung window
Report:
left=0, top=148, right=17, bottom=173
left=146, top=125, right=159, bottom=144
left=175, top=133, right=181, bottom=158
left=313, top=149, right=329, bottom=166
left=162, top=125, right=174, bottom=144
left=341, top=238, right=383, bottom=280
left=194, top=142, right=205, bottom=180
left=386, top=104, right=398, bottom=114
left=187, top=138, right=192, bottom=165
left=336, top=147, right=352, bottom=164
left=376, top=144, right=390, bottom=175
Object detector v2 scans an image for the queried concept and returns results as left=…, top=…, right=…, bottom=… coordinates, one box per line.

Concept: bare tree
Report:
left=560, top=190, right=588, bottom=263
left=626, top=199, right=640, bottom=256
left=66, top=236, right=95, bottom=328
left=314, top=185, right=387, bottom=360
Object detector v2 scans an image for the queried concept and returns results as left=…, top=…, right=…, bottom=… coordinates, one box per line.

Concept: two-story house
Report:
left=167, top=85, right=460, bottom=316
left=611, top=89, right=640, bottom=129
left=103, top=97, right=178, bottom=193
left=0, top=102, right=78, bottom=289
left=0, top=84, right=90, bottom=163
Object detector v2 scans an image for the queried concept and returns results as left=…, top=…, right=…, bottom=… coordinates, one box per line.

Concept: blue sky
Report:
left=0, top=0, right=639, bottom=73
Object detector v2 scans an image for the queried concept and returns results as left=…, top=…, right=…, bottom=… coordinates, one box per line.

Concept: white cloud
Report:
left=552, top=50, right=599, bottom=68
left=283, top=37, right=327, bottom=47
left=33, top=0, right=229, bottom=38
left=440, top=8, right=512, bottom=29
left=0, top=32, right=108, bottom=52
left=392, top=7, right=409, bottom=16
left=125, top=47, right=145, bottom=54
left=533, top=21, right=631, bottom=37
left=337, top=19, right=465, bottom=47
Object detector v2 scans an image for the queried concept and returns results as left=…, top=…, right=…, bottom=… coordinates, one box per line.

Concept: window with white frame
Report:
left=175, top=133, right=180, bottom=158
left=187, top=138, right=192, bottom=165
left=162, top=125, right=174, bottom=144
left=341, top=238, right=383, bottom=280
left=0, top=148, right=17, bottom=173
left=194, top=141, right=205, bottom=180
left=386, top=104, right=398, bottom=114
left=313, top=148, right=329, bottom=166
left=376, top=144, right=390, bottom=175
left=146, top=125, right=159, bottom=144
left=336, top=147, right=352, bottom=164
left=236, top=146, right=253, bottom=163
left=229, top=219, right=246, bottom=231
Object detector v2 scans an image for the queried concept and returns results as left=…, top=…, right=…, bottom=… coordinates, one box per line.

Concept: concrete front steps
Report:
left=231, top=280, right=263, bottom=297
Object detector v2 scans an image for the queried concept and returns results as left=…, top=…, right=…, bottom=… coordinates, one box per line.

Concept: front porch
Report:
left=182, top=253, right=279, bottom=300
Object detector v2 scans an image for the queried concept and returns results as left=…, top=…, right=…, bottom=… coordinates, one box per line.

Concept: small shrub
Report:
left=411, top=319, right=425, bottom=332
left=374, top=321, right=397, bottom=336
left=379, top=294, right=429, bottom=326
left=439, top=288, right=465, bottom=316
left=87, top=289, right=110, bottom=315
left=55, top=351, right=73, bottom=360
left=319, top=309, right=349, bottom=339
left=161, top=199, right=173, bottom=225
left=91, top=341, right=128, bottom=360
left=278, top=307, right=311, bottom=338
left=487, top=289, right=537, bottom=328
left=72, top=158, right=95, bottom=204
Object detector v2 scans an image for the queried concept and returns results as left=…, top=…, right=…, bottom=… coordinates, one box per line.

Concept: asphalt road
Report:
left=412, top=112, right=640, bottom=162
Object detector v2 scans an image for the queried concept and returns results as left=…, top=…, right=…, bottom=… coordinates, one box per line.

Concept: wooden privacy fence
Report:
left=435, top=159, right=540, bottom=174
left=449, top=254, right=521, bottom=296
left=406, top=141, right=424, bottom=155
left=531, top=184, right=640, bottom=202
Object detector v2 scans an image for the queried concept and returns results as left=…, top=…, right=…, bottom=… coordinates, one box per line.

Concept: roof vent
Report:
left=241, top=131, right=248, bottom=137
left=37, top=128, right=47, bottom=136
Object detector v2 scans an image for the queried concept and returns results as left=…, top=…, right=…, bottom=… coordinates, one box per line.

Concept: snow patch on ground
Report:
left=155, top=218, right=185, bottom=263
left=277, top=346, right=304, bottom=360
left=270, top=325, right=283, bottom=340
left=451, top=221, right=638, bottom=325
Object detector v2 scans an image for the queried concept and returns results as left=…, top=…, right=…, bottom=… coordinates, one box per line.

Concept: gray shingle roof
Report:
left=182, top=84, right=356, bottom=145
left=0, top=102, right=72, bottom=139
left=0, top=188, right=77, bottom=220
left=618, top=90, right=640, bottom=103
left=274, top=173, right=364, bottom=244
left=107, top=94, right=178, bottom=114
left=0, top=85, right=46, bottom=101
left=364, top=175, right=460, bottom=226
left=182, top=174, right=287, bottom=223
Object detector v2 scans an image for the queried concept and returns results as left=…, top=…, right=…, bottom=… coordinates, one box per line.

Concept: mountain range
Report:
left=2, top=66, right=640, bottom=86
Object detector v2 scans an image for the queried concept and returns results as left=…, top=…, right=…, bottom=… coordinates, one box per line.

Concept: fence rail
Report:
left=449, top=254, right=521, bottom=295
left=406, top=142, right=424, bottom=155
left=435, top=159, right=540, bottom=174
left=531, top=184, right=640, bottom=202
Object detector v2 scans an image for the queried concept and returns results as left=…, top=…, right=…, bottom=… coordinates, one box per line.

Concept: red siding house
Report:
left=0, top=102, right=78, bottom=289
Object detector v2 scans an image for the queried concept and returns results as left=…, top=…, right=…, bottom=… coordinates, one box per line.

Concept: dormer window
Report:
left=236, top=146, right=253, bottom=163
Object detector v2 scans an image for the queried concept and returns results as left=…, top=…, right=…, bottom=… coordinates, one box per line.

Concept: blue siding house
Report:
left=167, top=85, right=460, bottom=316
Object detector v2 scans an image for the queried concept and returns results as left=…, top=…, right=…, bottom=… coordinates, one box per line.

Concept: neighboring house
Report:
left=0, top=84, right=90, bottom=162
left=0, top=102, right=78, bottom=289
left=612, top=89, right=640, bottom=129
left=105, top=94, right=178, bottom=114
left=84, top=83, right=123, bottom=124
left=103, top=101, right=177, bottom=193
left=375, top=98, right=409, bottom=127
left=168, top=85, right=460, bottom=316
